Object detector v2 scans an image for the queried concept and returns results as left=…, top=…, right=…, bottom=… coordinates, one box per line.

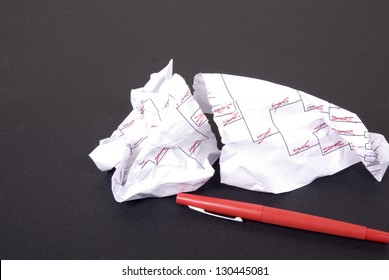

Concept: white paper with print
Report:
left=193, top=73, right=389, bottom=194
left=89, top=61, right=220, bottom=201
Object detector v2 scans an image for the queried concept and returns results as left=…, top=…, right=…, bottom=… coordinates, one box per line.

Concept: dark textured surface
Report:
left=1, top=0, right=389, bottom=259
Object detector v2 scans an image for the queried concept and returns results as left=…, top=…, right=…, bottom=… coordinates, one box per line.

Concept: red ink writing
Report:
left=257, top=128, right=271, bottom=144
left=293, top=140, right=310, bottom=153
left=133, top=137, right=145, bottom=148
left=332, top=128, right=355, bottom=136
left=189, top=140, right=201, bottom=155
left=164, top=98, right=170, bottom=109
left=307, top=104, right=324, bottom=111
left=193, top=112, right=207, bottom=126
left=155, top=147, right=169, bottom=164
left=140, top=147, right=169, bottom=169
left=120, top=120, right=135, bottom=130
left=331, top=115, right=354, bottom=122
left=139, top=102, right=145, bottom=114
left=180, top=90, right=192, bottom=106
left=314, top=122, right=327, bottom=133
left=272, top=97, right=289, bottom=112
left=223, top=112, right=240, bottom=126
left=214, top=103, right=233, bottom=114
left=323, top=141, right=345, bottom=154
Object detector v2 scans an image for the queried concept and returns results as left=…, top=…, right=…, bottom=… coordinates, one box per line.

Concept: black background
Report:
left=1, top=0, right=389, bottom=259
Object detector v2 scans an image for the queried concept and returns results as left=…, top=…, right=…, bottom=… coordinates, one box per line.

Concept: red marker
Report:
left=176, top=193, right=389, bottom=243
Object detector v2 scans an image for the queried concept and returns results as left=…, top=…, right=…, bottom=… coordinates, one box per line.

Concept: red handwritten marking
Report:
left=189, top=140, right=201, bottom=155
left=120, top=120, right=135, bottom=130
left=331, top=115, right=354, bottom=122
left=214, top=103, right=233, bottom=114
left=313, top=122, right=327, bottom=133
left=332, top=128, right=355, bottom=136
left=139, top=102, right=145, bottom=114
left=307, top=104, right=324, bottom=111
left=208, top=92, right=215, bottom=99
left=293, top=140, right=310, bottom=153
left=257, top=128, right=271, bottom=144
left=223, top=112, right=240, bottom=126
left=193, top=113, right=206, bottom=126
left=180, top=90, right=192, bottom=105
left=133, top=137, right=145, bottom=148
left=141, top=148, right=169, bottom=169
left=323, top=141, right=345, bottom=154
left=155, top=147, right=168, bottom=165
left=164, top=98, right=170, bottom=109
left=272, top=97, right=289, bottom=112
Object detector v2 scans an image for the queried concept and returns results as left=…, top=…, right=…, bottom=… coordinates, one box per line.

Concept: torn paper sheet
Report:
left=89, top=60, right=220, bottom=202
left=193, top=73, right=389, bottom=194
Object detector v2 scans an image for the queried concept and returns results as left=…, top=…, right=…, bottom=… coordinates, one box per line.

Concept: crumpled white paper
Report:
left=193, top=73, right=389, bottom=194
left=89, top=61, right=220, bottom=202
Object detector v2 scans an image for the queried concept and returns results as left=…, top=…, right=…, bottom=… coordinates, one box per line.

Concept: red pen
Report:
left=176, top=193, right=389, bottom=243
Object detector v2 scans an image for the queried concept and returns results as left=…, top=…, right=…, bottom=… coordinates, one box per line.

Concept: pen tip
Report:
left=365, top=228, right=389, bottom=243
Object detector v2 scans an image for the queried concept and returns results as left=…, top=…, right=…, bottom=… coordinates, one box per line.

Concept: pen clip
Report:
left=188, top=205, right=243, bottom=222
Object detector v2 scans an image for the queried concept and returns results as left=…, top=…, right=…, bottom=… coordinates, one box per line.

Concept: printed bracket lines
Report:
left=213, top=74, right=370, bottom=158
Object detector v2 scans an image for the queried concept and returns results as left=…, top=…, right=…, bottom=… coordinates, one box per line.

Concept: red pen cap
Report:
left=176, top=193, right=264, bottom=221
